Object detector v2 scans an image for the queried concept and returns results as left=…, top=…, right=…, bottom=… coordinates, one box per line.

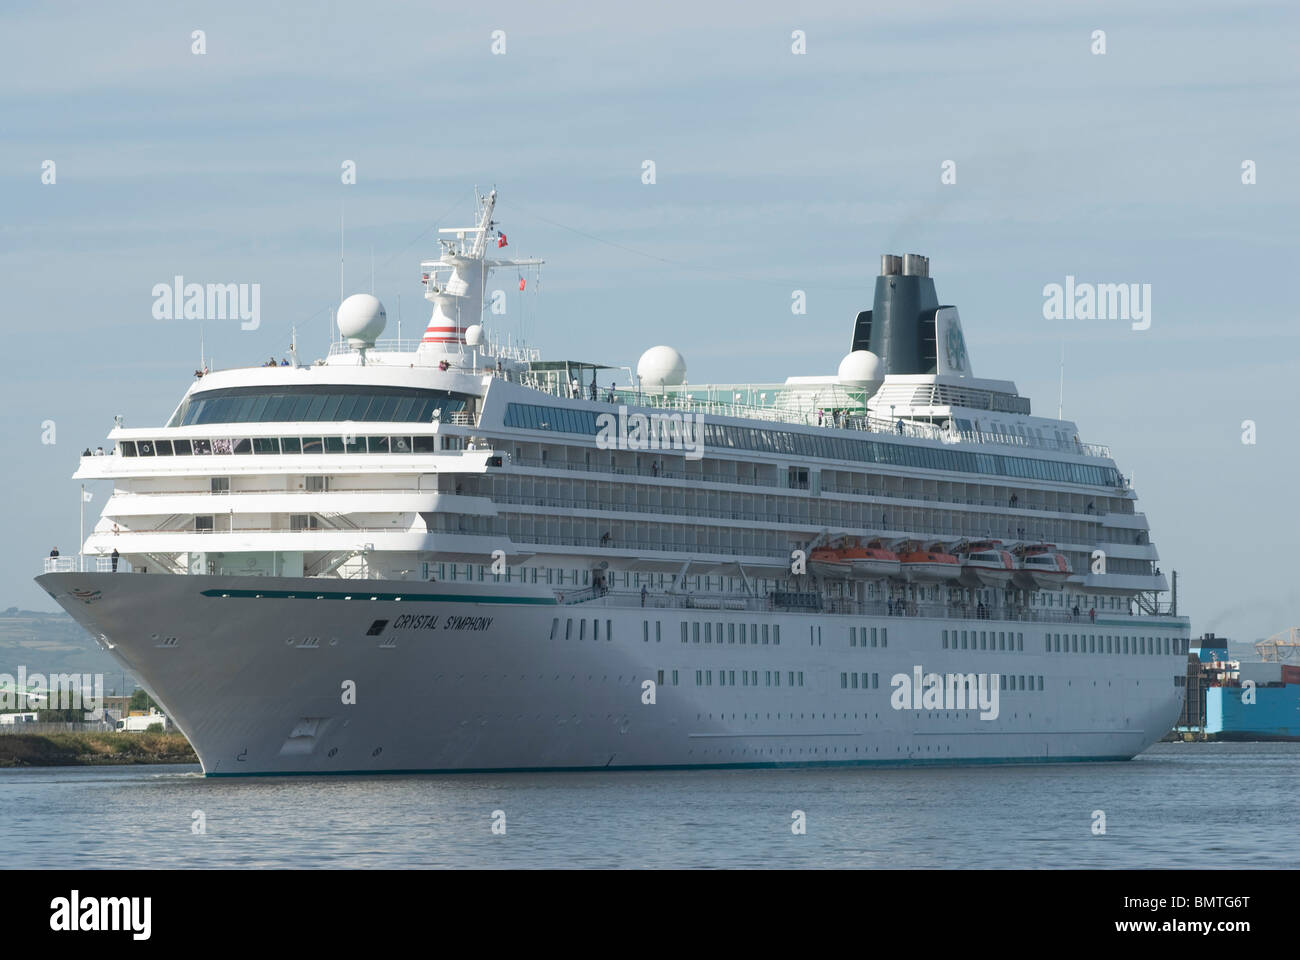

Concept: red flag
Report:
left=518, top=276, right=526, bottom=291
left=497, top=233, right=508, bottom=248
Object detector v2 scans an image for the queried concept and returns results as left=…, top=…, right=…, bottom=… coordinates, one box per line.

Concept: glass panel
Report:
left=320, top=395, right=344, bottom=421
left=280, top=437, right=302, bottom=453
left=172, top=439, right=192, bottom=455
left=333, top=396, right=358, bottom=421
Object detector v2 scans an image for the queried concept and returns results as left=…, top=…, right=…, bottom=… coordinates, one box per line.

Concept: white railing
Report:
left=516, top=380, right=1112, bottom=460
left=43, top=556, right=131, bottom=574
left=324, top=338, right=542, bottom=366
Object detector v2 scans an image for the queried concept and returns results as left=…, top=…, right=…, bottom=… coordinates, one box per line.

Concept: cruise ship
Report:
left=37, top=190, right=1191, bottom=775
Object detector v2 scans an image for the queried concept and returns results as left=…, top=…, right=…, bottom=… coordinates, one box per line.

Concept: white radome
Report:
left=464, top=324, right=485, bottom=346
left=337, top=294, right=387, bottom=347
left=637, top=345, right=687, bottom=387
left=837, top=350, right=883, bottom=386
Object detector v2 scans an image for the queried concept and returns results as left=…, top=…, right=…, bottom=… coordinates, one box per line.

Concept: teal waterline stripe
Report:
left=204, top=754, right=1136, bottom=778
left=198, top=588, right=555, bottom=605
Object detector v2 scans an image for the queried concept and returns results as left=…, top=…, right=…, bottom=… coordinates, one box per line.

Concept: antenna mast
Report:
left=1057, top=336, right=1064, bottom=420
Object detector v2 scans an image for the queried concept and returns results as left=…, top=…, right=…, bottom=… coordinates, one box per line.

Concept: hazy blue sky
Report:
left=2, top=1, right=1296, bottom=642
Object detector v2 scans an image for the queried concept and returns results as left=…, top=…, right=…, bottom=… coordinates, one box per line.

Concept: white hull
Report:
left=901, top=563, right=962, bottom=583
left=959, top=565, right=1015, bottom=588
left=850, top=559, right=902, bottom=579
left=810, top=561, right=853, bottom=580
left=39, top=572, right=1189, bottom=776
left=1013, top=571, right=1071, bottom=590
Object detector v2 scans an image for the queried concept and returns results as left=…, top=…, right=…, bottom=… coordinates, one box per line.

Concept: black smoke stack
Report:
left=849, top=253, right=941, bottom=375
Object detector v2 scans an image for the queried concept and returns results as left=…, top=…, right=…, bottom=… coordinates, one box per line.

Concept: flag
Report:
left=497, top=233, right=508, bottom=248
left=518, top=276, right=526, bottom=291
left=82, top=490, right=93, bottom=502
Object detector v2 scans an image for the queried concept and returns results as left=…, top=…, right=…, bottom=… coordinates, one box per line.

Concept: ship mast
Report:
left=416, top=189, right=542, bottom=358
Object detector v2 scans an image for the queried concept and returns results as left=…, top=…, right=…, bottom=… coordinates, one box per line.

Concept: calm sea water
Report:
left=2, top=742, right=1295, bottom=868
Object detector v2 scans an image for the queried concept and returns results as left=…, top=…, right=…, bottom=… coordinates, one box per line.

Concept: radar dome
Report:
left=337, top=294, right=387, bottom=347
left=637, top=345, right=687, bottom=387
left=464, top=324, right=485, bottom=346
left=838, top=350, right=883, bottom=386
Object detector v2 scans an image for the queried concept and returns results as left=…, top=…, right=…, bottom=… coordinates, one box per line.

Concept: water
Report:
left=2, top=742, right=1295, bottom=868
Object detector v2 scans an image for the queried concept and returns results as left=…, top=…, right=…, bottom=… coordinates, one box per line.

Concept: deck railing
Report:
left=556, top=589, right=1169, bottom=623
left=42, top=556, right=132, bottom=574
left=514, top=380, right=1113, bottom=461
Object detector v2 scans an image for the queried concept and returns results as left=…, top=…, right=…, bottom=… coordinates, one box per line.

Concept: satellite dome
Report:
left=337, top=294, right=386, bottom=347
left=838, top=350, right=883, bottom=386
left=637, top=345, right=687, bottom=387
left=464, top=324, right=485, bottom=346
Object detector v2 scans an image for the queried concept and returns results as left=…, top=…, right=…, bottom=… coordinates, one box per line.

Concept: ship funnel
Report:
left=902, top=254, right=929, bottom=277
left=850, top=253, right=967, bottom=377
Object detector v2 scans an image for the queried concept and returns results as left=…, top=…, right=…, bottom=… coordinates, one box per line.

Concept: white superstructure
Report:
left=38, top=191, right=1190, bottom=776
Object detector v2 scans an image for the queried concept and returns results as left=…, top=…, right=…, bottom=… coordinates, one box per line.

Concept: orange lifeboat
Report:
left=1012, top=543, right=1072, bottom=588
left=895, top=539, right=961, bottom=582
left=954, top=539, right=1016, bottom=587
left=809, top=544, right=853, bottom=579
left=810, top=537, right=901, bottom=579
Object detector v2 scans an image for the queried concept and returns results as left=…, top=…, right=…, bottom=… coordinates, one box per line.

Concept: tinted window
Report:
left=169, top=385, right=469, bottom=426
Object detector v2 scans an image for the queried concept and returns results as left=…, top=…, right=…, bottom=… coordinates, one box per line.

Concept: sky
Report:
left=1, top=0, right=1297, bottom=643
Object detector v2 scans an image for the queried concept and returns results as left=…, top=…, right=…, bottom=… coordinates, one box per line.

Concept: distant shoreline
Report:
left=0, top=731, right=197, bottom=767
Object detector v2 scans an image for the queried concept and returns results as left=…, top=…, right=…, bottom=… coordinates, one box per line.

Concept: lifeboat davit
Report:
left=810, top=537, right=901, bottom=579
left=954, top=539, right=1016, bottom=587
left=1012, top=543, right=1072, bottom=588
left=895, top=540, right=961, bottom=582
